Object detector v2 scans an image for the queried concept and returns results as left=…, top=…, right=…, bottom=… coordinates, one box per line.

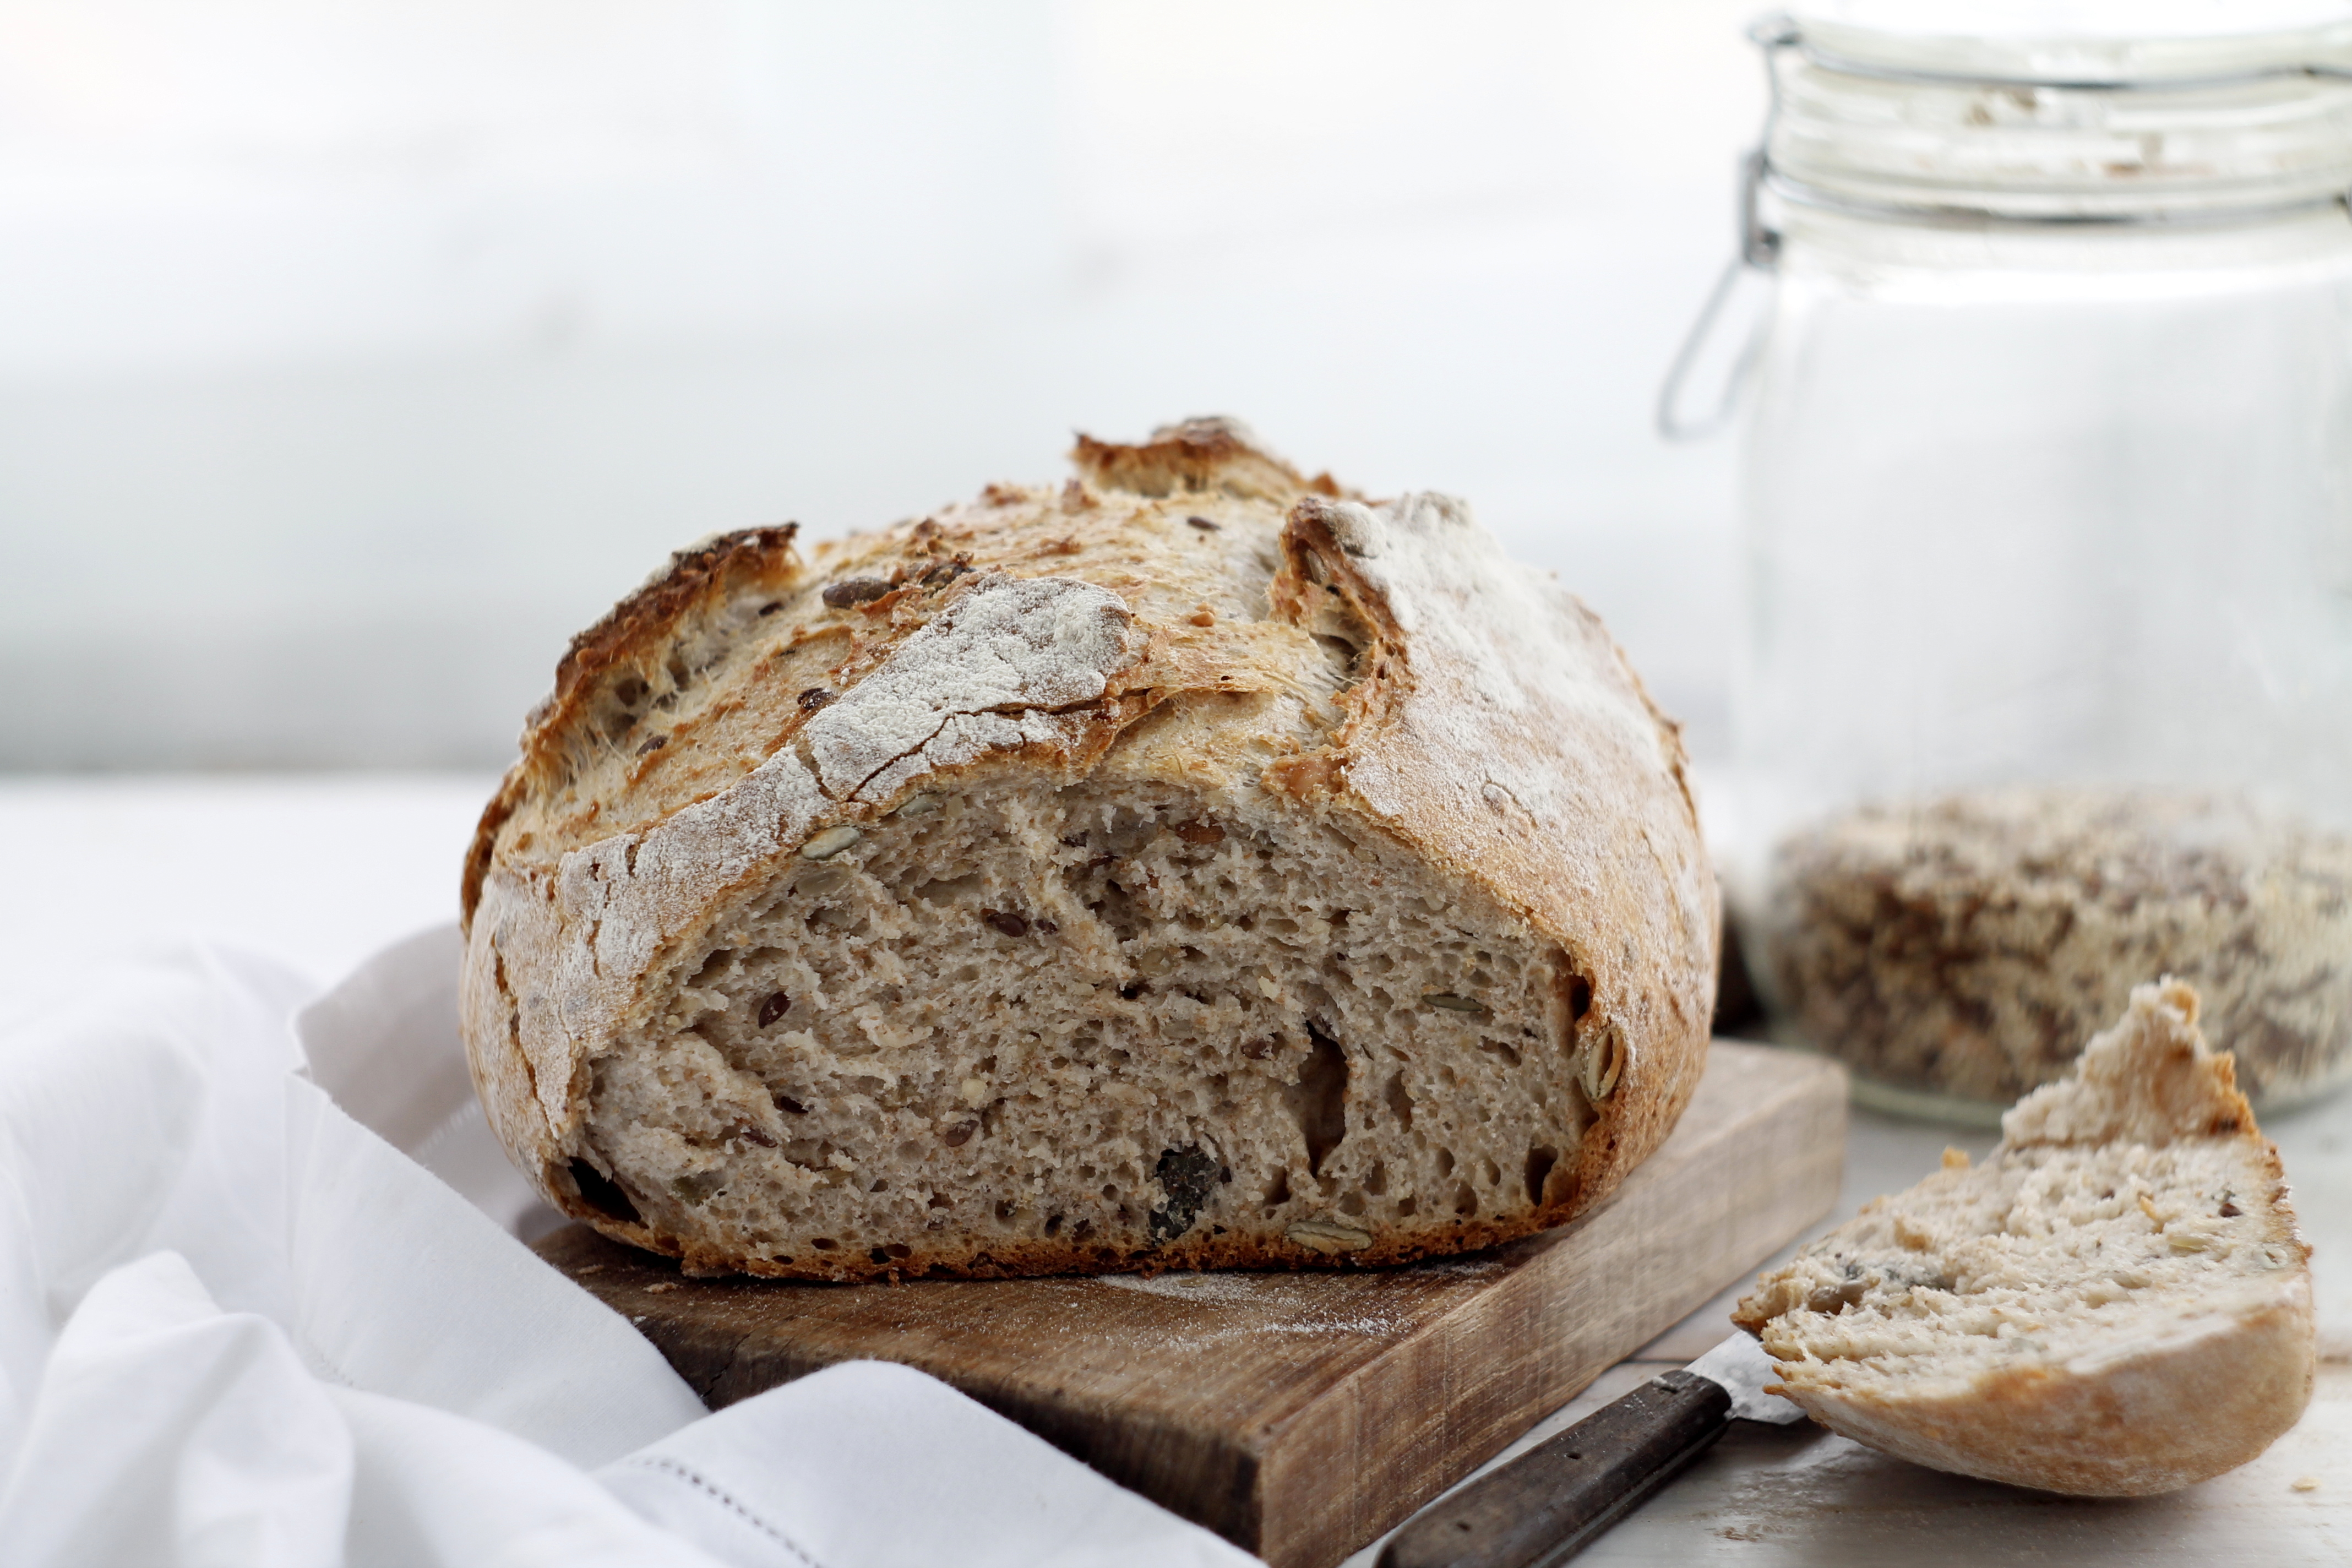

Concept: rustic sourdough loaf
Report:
left=459, top=419, right=1717, bottom=1280
left=1735, top=978, right=2315, bottom=1494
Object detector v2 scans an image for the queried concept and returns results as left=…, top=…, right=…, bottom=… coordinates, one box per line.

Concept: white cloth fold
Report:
left=601, top=1360, right=1246, bottom=1568
left=282, top=1072, right=703, bottom=1466
left=0, top=1252, right=350, bottom=1568
left=0, top=937, right=1257, bottom=1567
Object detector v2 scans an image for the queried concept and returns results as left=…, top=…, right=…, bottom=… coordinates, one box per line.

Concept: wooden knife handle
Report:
left=1377, top=1370, right=1733, bottom=1568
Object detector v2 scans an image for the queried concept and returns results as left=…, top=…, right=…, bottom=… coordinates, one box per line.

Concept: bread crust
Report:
left=1789, top=1266, right=2313, bottom=1495
left=460, top=418, right=1717, bottom=1280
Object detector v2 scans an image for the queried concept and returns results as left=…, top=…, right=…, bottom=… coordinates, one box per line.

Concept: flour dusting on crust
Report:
left=809, top=575, right=1143, bottom=803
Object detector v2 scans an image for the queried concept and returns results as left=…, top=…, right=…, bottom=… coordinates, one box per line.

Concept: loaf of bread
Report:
left=458, top=419, right=1717, bottom=1281
left=1735, top=979, right=2315, bottom=1494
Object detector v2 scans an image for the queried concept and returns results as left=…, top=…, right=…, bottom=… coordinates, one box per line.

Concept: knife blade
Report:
left=1376, top=1334, right=1804, bottom=1568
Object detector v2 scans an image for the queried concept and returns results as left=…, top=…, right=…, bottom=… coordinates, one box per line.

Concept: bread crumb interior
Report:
left=579, top=770, right=1598, bottom=1274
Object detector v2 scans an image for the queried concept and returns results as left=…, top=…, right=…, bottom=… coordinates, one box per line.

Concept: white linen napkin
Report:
left=0, top=934, right=1258, bottom=1567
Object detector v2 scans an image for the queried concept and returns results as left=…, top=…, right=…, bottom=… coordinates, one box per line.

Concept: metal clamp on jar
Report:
left=1668, top=3, right=2352, bottom=1120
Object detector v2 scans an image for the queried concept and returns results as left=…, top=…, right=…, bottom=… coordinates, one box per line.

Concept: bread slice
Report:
left=458, top=418, right=1718, bottom=1281
left=1734, top=979, right=2315, bottom=1495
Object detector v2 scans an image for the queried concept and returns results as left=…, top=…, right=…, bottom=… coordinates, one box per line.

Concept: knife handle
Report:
left=1377, top=1370, right=1733, bottom=1568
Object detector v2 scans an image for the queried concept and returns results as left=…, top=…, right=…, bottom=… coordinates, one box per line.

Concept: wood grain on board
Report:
left=540, top=1041, right=1846, bottom=1568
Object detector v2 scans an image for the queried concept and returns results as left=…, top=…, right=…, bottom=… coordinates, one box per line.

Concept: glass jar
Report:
left=1692, top=7, right=2352, bottom=1119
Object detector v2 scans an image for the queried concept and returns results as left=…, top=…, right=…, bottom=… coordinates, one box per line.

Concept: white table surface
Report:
left=7, top=774, right=2346, bottom=1565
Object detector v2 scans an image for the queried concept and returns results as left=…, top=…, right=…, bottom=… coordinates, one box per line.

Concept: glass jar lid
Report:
left=1766, top=1, right=2352, bottom=220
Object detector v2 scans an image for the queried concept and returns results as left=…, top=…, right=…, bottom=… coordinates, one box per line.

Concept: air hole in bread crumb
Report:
left=810, top=1237, right=837, bottom=1250
left=1382, top=1074, right=1415, bottom=1131
left=1454, top=1182, right=1479, bottom=1216
left=567, top=1159, right=641, bottom=1225
left=1526, top=1146, right=1559, bottom=1205
left=1288, top=1022, right=1350, bottom=1175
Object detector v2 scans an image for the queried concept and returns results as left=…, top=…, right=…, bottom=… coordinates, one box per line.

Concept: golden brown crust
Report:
left=561, top=1183, right=1598, bottom=1282
left=541, top=526, right=803, bottom=750
left=457, top=770, right=525, bottom=935
left=460, top=527, right=801, bottom=932
left=460, top=420, right=1717, bottom=1281
left=1069, top=414, right=1344, bottom=503
left=1776, top=1276, right=2315, bottom=1495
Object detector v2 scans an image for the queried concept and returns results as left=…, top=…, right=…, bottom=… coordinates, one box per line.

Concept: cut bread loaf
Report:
left=458, top=418, right=1717, bottom=1281
left=1735, top=978, right=2315, bottom=1495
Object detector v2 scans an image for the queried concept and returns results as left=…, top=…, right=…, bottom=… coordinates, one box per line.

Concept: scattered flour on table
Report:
left=1096, top=1272, right=1271, bottom=1306
left=1085, top=1265, right=1512, bottom=1346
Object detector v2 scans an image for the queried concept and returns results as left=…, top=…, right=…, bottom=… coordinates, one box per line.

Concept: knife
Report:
left=1377, top=1334, right=1806, bottom=1568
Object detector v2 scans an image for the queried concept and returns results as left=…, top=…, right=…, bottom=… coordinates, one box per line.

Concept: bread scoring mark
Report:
left=532, top=524, right=802, bottom=776
left=1270, top=487, right=1717, bottom=1141
left=461, top=772, right=528, bottom=929
left=1264, top=496, right=1407, bottom=797
left=1069, top=415, right=1345, bottom=503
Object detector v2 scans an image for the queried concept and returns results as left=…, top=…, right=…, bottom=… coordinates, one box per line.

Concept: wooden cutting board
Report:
left=540, top=1041, right=1845, bottom=1568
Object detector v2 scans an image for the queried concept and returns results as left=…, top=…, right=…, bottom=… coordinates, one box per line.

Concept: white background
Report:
left=0, top=0, right=1768, bottom=769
